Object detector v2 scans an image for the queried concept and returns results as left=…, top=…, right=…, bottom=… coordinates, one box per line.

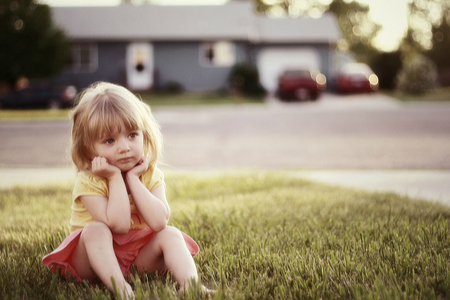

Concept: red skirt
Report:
left=42, top=227, right=199, bottom=281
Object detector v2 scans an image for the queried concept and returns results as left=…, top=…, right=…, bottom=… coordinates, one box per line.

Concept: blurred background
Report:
left=0, top=0, right=449, bottom=102
left=1, top=0, right=450, bottom=201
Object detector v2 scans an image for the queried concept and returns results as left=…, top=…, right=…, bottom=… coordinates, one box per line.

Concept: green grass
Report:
left=0, top=109, right=71, bottom=121
left=138, top=92, right=265, bottom=107
left=0, top=93, right=264, bottom=121
left=1, top=171, right=450, bottom=299
left=383, top=86, right=450, bottom=102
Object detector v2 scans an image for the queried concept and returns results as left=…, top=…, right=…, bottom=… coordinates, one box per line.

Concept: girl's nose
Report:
left=118, top=138, right=131, bottom=152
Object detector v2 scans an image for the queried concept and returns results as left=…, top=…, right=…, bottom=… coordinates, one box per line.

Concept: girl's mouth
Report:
left=118, top=157, right=132, bottom=163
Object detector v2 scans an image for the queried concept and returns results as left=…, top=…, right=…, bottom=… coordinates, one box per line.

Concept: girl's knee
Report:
left=160, top=226, right=184, bottom=241
left=81, top=222, right=112, bottom=242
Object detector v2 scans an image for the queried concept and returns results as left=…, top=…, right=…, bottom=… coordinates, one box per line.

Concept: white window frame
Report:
left=199, top=41, right=236, bottom=67
left=69, top=43, right=98, bottom=72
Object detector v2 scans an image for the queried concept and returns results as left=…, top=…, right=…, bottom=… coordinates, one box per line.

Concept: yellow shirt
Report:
left=69, top=166, right=165, bottom=233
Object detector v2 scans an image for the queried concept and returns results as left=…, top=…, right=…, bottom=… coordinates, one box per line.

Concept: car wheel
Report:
left=295, top=88, right=310, bottom=101
left=48, top=99, right=62, bottom=110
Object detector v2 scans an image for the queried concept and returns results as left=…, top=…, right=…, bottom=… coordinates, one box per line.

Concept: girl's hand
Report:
left=127, top=156, right=150, bottom=178
left=91, top=156, right=121, bottom=180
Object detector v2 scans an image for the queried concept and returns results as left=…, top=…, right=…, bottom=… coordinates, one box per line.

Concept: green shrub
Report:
left=396, top=51, right=438, bottom=95
left=160, top=81, right=184, bottom=94
left=228, top=63, right=266, bottom=98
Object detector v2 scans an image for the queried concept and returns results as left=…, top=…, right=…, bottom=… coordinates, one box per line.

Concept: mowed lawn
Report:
left=1, top=171, right=450, bottom=300
left=0, top=93, right=264, bottom=121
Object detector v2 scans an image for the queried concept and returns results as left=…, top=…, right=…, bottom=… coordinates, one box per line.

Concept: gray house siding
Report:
left=55, top=41, right=335, bottom=93
left=56, top=41, right=250, bottom=92
left=56, top=42, right=127, bottom=89
left=51, top=4, right=341, bottom=93
left=154, top=41, right=248, bottom=92
left=97, top=43, right=127, bottom=86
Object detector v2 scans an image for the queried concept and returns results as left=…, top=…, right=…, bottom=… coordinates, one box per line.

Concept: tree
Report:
left=426, top=15, right=450, bottom=86
left=428, top=16, right=450, bottom=67
left=0, top=0, right=69, bottom=85
left=229, top=63, right=266, bottom=98
left=406, top=0, right=450, bottom=51
left=328, top=0, right=380, bottom=62
left=370, top=51, right=402, bottom=90
left=401, top=0, right=450, bottom=86
left=396, top=51, right=438, bottom=95
left=252, top=0, right=331, bottom=17
left=246, top=0, right=380, bottom=62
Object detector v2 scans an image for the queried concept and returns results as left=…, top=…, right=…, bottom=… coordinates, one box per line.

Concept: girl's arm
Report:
left=80, top=157, right=131, bottom=234
left=125, top=157, right=170, bottom=232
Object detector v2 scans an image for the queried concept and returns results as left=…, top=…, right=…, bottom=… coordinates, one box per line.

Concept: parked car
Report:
left=277, top=68, right=326, bottom=101
left=335, top=63, right=379, bottom=94
left=0, top=79, right=77, bottom=109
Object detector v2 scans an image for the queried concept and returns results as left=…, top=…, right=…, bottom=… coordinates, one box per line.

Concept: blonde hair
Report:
left=70, top=82, right=163, bottom=171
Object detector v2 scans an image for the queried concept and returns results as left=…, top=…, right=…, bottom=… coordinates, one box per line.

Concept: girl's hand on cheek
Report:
left=127, top=156, right=150, bottom=178
left=91, top=156, right=121, bottom=180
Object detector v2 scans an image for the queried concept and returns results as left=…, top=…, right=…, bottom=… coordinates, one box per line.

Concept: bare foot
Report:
left=202, top=285, right=216, bottom=296
left=179, top=284, right=216, bottom=297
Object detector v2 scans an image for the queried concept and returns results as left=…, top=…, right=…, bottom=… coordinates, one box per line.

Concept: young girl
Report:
left=42, top=82, right=209, bottom=298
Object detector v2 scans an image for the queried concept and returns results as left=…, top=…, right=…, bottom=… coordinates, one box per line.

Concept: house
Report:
left=51, top=2, right=342, bottom=93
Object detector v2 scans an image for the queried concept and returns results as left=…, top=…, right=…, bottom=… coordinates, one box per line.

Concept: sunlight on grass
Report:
left=1, top=172, right=450, bottom=299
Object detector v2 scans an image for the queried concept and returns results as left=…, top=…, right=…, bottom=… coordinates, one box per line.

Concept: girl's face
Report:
left=92, top=121, right=144, bottom=172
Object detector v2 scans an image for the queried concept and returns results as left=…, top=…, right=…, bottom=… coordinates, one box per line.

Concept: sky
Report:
left=40, top=0, right=410, bottom=52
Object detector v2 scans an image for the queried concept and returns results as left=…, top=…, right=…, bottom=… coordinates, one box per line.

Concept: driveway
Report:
left=1, top=93, right=450, bottom=204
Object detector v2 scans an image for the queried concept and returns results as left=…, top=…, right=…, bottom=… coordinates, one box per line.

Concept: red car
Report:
left=335, top=63, right=379, bottom=94
left=277, top=68, right=326, bottom=101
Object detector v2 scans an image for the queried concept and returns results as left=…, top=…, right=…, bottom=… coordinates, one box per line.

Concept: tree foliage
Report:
left=401, top=0, right=450, bottom=86
left=370, top=51, right=402, bottom=90
left=427, top=16, right=450, bottom=69
left=252, top=0, right=330, bottom=17
left=0, top=0, right=69, bottom=85
left=396, top=51, right=438, bottom=95
left=247, top=0, right=380, bottom=62
left=229, top=63, right=266, bottom=98
left=426, top=15, right=450, bottom=85
left=407, top=0, right=450, bottom=50
left=328, top=0, right=380, bottom=61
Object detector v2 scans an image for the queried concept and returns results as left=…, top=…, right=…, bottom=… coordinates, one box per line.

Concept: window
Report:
left=68, top=43, right=98, bottom=72
left=200, top=41, right=235, bottom=67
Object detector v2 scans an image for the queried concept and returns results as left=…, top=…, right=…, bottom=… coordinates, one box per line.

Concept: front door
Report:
left=126, top=43, right=153, bottom=90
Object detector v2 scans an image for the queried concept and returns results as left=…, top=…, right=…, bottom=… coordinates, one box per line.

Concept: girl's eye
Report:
left=129, top=132, right=137, bottom=138
left=105, top=138, right=114, bottom=144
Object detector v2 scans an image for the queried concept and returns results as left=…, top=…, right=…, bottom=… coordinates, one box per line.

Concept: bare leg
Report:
left=70, top=222, right=134, bottom=298
left=133, top=226, right=198, bottom=288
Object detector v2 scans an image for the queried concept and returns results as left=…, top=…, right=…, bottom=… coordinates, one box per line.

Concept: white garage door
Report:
left=257, top=48, right=320, bottom=93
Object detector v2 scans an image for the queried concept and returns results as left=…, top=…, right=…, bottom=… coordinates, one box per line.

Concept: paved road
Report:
left=1, top=93, right=450, bottom=204
left=2, top=93, right=450, bottom=170
left=158, top=94, right=450, bottom=170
